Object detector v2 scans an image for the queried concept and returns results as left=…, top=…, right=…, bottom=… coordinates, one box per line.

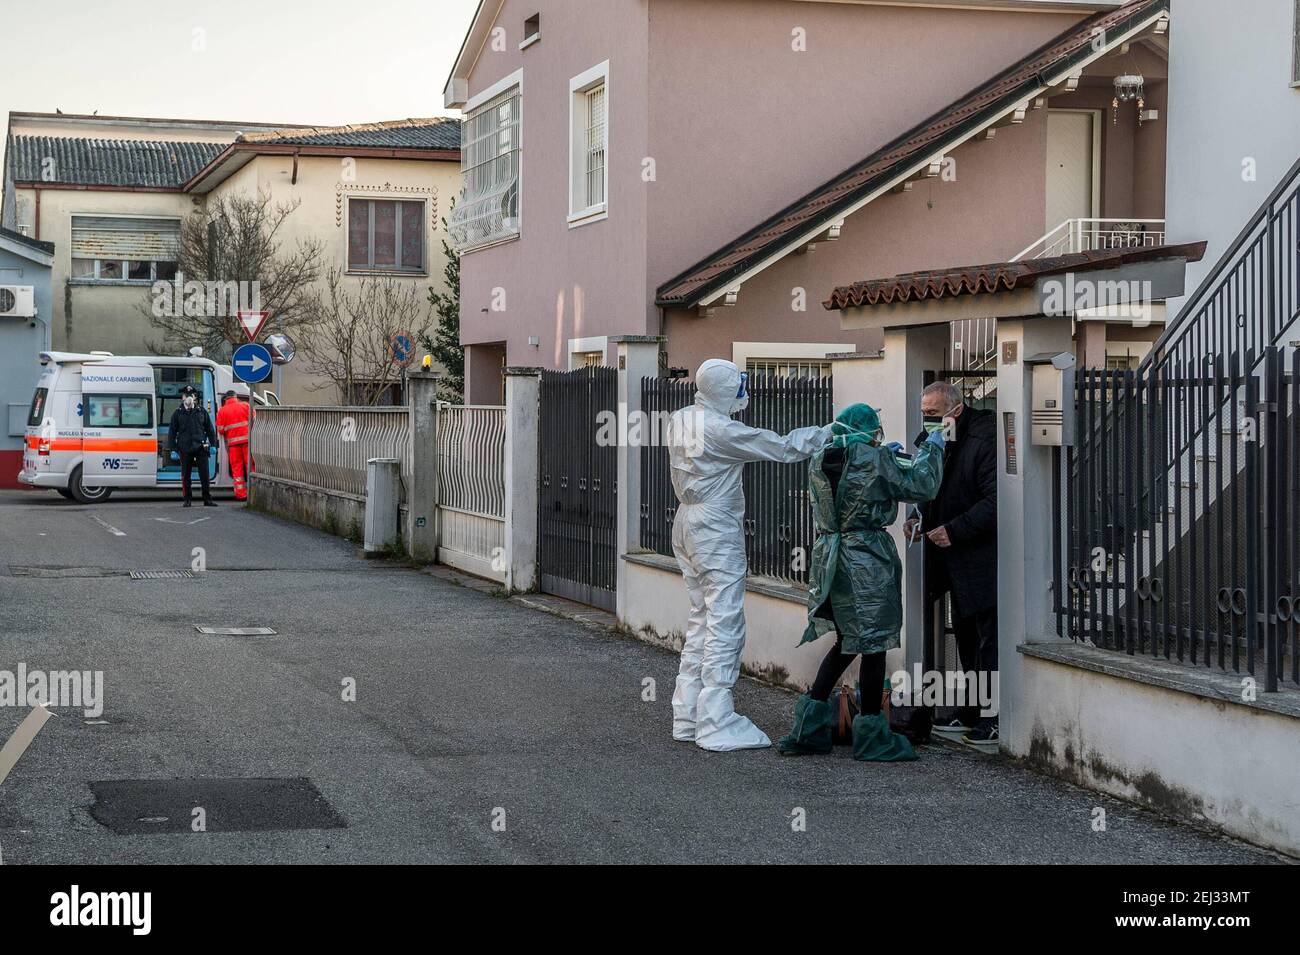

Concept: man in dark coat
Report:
left=905, top=381, right=997, bottom=745
left=168, top=385, right=218, bottom=507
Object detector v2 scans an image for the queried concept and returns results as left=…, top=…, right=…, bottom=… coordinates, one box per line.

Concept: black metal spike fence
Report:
left=1056, top=155, right=1300, bottom=692
left=640, top=373, right=834, bottom=585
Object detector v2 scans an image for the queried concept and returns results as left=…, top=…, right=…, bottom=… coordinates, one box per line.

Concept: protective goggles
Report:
left=736, top=372, right=749, bottom=399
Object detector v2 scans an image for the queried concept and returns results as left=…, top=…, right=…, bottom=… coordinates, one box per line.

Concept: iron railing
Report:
left=640, top=373, right=833, bottom=585
left=1014, top=217, right=1167, bottom=261
left=1055, top=156, right=1300, bottom=691
left=251, top=406, right=411, bottom=501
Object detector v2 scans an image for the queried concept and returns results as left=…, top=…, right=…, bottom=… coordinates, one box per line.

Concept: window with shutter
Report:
left=69, top=215, right=180, bottom=283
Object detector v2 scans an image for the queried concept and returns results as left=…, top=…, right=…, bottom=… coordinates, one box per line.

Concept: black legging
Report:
left=810, top=637, right=886, bottom=715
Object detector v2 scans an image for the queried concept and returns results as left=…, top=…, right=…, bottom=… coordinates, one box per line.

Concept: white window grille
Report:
left=568, top=62, right=609, bottom=224
left=584, top=85, right=606, bottom=209
left=449, top=87, right=521, bottom=251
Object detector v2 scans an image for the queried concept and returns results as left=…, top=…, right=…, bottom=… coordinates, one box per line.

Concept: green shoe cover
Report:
left=777, top=694, right=833, bottom=755
left=851, top=713, right=918, bottom=762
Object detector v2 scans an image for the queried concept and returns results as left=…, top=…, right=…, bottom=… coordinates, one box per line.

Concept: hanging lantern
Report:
left=1112, top=73, right=1145, bottom=125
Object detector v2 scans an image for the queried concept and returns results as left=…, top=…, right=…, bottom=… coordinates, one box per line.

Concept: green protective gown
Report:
left=798, top=407, right=944, bottom=655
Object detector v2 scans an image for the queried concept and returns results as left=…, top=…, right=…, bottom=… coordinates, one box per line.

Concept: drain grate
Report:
left=131, top=570, right=195, bottom=580
left=88, top=777, right=347, bottom=834
left=194, top=626, right=277, bottom=635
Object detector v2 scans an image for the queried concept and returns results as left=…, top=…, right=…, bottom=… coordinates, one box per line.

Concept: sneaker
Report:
left=931, top=715, right=973, bottom=737
left=961, top=721, right=999, bottom=750
left=203, top=500, right=218, bottom=507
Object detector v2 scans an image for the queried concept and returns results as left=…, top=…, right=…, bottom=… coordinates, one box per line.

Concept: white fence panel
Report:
left=253, top=406, right=412, bottom=501
left=436, top=404, right=506, bottom=580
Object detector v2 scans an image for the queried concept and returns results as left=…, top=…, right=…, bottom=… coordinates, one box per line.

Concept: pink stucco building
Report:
left=444, top=0, right=1170, bottom=403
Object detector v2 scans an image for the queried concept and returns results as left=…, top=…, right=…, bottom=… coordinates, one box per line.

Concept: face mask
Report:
left=923, top=403, right=961, bottom=436
left=183, top=395, right=197, bottom=409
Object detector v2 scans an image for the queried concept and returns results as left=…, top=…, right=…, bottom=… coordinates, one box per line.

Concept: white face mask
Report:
left=183, top=395, right=197, bottom=409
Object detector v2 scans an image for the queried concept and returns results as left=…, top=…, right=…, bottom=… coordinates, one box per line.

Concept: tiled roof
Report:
left=823, top=243, right=1208, bottom=310
left=6, top=135, right=225, bottom=188
left=0, top=224, right=55, bottom=256
left=655, top=0, right=1169, bottom=309
left=236, top=118, right=460, bottom=150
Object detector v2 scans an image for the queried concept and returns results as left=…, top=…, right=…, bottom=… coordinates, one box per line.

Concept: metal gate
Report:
left=1056, top=347, right=1298, bottom=691
left=538, top=366, right=618, bottom=610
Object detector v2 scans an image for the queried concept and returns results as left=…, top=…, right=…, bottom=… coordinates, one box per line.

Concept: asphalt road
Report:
left=0, top=488, right=1278, bottom=863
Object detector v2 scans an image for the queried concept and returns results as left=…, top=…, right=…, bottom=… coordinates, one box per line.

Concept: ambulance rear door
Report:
left=79, top=363, right=158, bottom=486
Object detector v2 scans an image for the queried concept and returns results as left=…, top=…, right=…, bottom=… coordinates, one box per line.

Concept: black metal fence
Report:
left=1055, top=155, right=1300, bottom=691
left=640, top=373, right=833, bottom=585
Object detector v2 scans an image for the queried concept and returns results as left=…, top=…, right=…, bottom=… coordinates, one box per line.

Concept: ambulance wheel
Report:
left=55, top=488, right=74, bottom=500
left=69, top=466, right=113, bottom=504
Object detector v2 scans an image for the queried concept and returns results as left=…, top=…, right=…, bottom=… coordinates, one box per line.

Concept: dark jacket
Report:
left=915, top=406, right=997, bottom=619
left=168, top=404, right=217, bottom=455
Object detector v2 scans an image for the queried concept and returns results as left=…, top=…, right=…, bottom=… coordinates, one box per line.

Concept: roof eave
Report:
left=444, top=0, right=506, bottom=109
left=184, top=143, right=461, bottom=193
left=654, top=0, right=1170, bottom=311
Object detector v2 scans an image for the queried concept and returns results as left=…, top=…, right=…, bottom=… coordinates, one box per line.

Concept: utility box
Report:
left=364, top=457, right=401, bottom=555
left=1028, top=352, right=1076, bottom=447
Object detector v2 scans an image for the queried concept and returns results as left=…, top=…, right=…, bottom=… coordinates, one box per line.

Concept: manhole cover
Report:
left=194, top=626, right=276, bottom=635
left=10, top=566, right=122, bottom=578
left=88, top=778, right=346, bottom=834
left=131, top=570, right=195, bottom=580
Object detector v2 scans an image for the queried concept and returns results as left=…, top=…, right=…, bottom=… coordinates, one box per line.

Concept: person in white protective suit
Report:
left=667, top=359, right=833, bottom=751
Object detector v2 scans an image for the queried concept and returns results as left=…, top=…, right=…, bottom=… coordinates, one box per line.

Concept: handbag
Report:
left=829, top=680, right=896, bottom=744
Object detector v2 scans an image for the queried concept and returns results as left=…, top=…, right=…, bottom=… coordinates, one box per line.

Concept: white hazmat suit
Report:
left=667, top=359, right=832, bottom=751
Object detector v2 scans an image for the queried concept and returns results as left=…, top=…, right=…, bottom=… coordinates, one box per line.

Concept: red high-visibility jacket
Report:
left=216, top=397, right=250, bottom=446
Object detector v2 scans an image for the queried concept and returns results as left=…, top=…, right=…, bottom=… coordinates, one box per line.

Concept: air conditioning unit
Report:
left=0, top=285, right=36, bottom=318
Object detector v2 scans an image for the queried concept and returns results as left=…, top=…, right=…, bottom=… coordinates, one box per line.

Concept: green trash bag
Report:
left=777, top=694, right=833, bottom=756
left=851, top=713, right=918, bottom=762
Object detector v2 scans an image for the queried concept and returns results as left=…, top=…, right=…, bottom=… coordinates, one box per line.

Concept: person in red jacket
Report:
left=216, top=390, right=251, bottom=501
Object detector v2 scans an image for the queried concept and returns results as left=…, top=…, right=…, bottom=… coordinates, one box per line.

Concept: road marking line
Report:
left=90, top=515, right=126, bottom=537
left=153, top=517, right=210, bottom=525
left=0, top=704, right=55, bottom=788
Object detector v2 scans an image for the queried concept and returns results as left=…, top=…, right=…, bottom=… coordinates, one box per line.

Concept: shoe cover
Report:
left=777, top=694, right=833, bottom=755
left=694, top=686, right=770, bottom=751
left=851, top=713, right=918, bottom=761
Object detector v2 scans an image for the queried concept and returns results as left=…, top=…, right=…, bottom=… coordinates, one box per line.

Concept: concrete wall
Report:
left=0, top=242, right=52, bottom=487
left=1016, top=651, right=1300, bottom=857
left=1165, top=0, right=1300, bottom=298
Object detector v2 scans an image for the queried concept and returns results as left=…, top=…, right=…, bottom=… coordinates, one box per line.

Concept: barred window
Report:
left=449, top=86, right=521, bottom=251
left=746, top=359, right=833, bottom=380
left=568, top=62, right=609, bottom=224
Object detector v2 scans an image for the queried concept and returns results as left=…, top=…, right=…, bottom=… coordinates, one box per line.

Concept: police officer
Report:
left=168, top=385, right=218, bottom=507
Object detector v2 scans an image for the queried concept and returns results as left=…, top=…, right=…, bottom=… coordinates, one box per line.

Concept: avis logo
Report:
left=50, top=885, right=152, bottom=935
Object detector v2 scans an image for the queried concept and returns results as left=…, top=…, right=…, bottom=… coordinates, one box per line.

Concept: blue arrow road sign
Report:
left=232, top=343, right=273, bottom=383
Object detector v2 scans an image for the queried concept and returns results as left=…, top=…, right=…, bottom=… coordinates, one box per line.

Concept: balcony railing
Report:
left=1014, top=218, right=1166, bottom=261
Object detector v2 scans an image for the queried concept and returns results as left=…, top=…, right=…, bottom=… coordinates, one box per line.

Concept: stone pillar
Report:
left=503, top=367, right=541, bottom=592
left=994, top=317, right=1073, bottom=757
left=613, top=336, right=665, bottom=622
left=405, top=371, right=442, bottom=563
left=833, top=326, right=947, bottom=677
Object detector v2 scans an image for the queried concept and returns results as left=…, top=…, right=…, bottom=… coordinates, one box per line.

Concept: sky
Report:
left=2, top=0, right=479, bottom=157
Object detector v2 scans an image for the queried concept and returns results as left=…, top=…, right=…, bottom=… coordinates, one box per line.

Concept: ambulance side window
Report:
left=27, top=387, right=48, bottom=426
left=86, top=395, right=154, bottom=429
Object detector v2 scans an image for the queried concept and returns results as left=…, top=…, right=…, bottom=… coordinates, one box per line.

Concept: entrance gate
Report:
left=538, top=366, right=618, bottom=610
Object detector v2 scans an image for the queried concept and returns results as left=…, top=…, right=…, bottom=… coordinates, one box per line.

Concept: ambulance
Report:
left=19, top=351, right=268, bottom=503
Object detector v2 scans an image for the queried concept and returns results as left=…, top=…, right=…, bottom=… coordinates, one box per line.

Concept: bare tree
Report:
left=145, top=191, right=322, bottom=357
left=296, top=268, right=433, bottom=405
